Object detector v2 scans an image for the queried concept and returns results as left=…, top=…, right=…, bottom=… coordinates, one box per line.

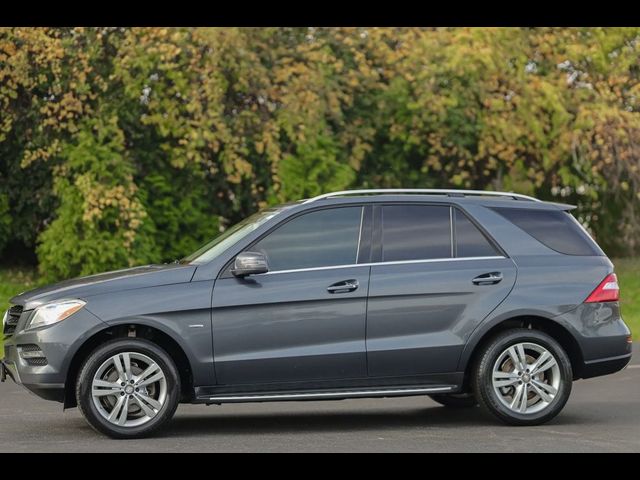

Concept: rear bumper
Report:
left=580, top=352, right=632, bottom=379
left=555, top=302, right=632, bottom=379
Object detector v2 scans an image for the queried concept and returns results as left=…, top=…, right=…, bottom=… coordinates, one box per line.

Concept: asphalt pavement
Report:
left=1, top=344, right=638, bottom=452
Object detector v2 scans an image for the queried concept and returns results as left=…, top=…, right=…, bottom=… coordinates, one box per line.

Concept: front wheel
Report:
left=472, top=329, right=573, bottom=426
left=76, top=338, right=181, bottom=439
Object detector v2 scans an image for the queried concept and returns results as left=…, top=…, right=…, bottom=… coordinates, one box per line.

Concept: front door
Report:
left=211, top=205, right=370, bottom=386
left=366, top=204, right=517, bottom=377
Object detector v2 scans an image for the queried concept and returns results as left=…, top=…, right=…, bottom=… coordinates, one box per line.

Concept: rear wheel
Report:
left=472, top=329, right=572, bottom=426
left=429, top=393, right=478, bottom=408
left=76, top=338, right=180, bottom=439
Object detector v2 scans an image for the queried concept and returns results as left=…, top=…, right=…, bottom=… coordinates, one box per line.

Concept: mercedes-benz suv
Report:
left=1, top=189, right=632, bottom=438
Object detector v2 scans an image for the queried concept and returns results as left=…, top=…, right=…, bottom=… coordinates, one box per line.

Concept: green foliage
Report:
left=277, top=135, right=355, bottom=200
left=142, top=171, right=221, bottom=262
left=37, top=118, right=157, bottom=281
left=0, top=194, right=11, bottom=253
left=614, top=258, right=640, bottom=338
left=0, top=27, right=639, bottom=280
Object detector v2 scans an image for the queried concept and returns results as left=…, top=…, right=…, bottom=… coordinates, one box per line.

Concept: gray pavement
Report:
left=1, top=345, right=638, bottom=452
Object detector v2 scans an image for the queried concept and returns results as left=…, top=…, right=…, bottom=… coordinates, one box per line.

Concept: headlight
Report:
left=28, top=300, right=86, bottom=330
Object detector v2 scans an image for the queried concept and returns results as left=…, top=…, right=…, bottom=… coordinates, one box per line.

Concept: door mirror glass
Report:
left=232, top=252, right=269, bottom=277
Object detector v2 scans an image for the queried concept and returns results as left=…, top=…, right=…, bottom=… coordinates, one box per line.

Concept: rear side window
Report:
left=381, top=205, right=451, bottom=261
left=454, top=209, right=500, bottom=257
left=251, top=206, right=363, bottom=271
left=491, top=207, right=601, bottom=256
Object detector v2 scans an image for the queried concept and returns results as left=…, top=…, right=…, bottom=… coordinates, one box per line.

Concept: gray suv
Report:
left=1, top=189, right=632, bottom=438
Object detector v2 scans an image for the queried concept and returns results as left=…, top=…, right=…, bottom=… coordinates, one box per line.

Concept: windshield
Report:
left=182, top=206, right=288, bottom=264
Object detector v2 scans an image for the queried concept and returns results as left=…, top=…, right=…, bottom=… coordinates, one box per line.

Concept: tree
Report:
left=1, top=27, right=639, bottom=280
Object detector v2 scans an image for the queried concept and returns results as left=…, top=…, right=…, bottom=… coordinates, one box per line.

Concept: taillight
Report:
left=585, top=273, right=620, bottom=303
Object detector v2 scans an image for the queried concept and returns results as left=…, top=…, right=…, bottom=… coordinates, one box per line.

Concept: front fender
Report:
left=84, top=280, right=216, bottom=387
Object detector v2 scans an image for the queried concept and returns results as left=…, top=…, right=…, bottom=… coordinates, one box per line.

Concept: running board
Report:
left=201, top=385, right=455, bottom=404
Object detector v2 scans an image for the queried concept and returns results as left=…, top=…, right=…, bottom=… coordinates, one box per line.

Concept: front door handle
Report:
left=472, top=272, right=503, bottom=285
left=327, top=279, right=359, bottom=293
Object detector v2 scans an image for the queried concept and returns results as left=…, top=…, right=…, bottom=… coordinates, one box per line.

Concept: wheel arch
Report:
left=459, top=313, right=585, bottom=389
left=64, top=323, right=194, bottom=409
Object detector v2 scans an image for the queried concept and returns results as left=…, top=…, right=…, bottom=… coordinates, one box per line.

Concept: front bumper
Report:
left=1, top=356, right=65, bottom=401
left=2, top=306, right=108, bottom=403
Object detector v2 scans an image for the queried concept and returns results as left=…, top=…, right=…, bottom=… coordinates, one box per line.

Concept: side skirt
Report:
left=193, top=384, right=458, bottom=404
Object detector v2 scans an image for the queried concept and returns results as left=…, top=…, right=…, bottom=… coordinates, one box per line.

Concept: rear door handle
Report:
left=327, top=279, right=359, bottom=293
left=472, top=272, right=503, bottom=285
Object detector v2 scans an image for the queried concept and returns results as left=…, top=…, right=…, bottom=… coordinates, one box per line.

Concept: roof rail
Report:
left=302, top=189, right=541, bottom=204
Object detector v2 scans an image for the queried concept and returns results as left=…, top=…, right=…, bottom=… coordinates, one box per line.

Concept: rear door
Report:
left=366, top=204, right=516, bottom=377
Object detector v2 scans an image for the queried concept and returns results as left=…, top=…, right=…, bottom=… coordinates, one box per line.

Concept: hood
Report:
left=10, top=264, right=197, bottom=311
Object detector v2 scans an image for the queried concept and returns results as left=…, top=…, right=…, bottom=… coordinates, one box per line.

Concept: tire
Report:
left=472, top=329, right=572, bottom=426
left=76, top=338, right=181, bottom=439
left=429, top=393, right=478, bottom=408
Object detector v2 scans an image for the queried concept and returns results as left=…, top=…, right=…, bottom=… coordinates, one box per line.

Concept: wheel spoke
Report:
left=507, top=347, right=523, bottom=371
left=92, top=388, right=120, bottom=398
left=93, top=379, right=121, bottom=389
left=519, top=385, right=529, bottom=413
left=137, top=371, right=165, bottom=388
left=516, top=343, right=528, bottom=370
left=530, top=381, right=553, bottom=403
left=529, top=351, right=550, bottom=373
left=117, top=396, right=130, bottom=426
left=113, top=355, right=127, bottom=383
left=493, top=371, right=520, bottom=388
left=494, top=378, right=520, bottom=388
left=134, top=363, right=160, bottom=386
left=531, top=354, right=557, bottom=376
left=122, top=353, right=132, bottom=381
left=136, top=392, right=162, bottom=410
left=108, top=395, right=127, bottom=423
left=509, top=384, right=525, bottom=411
left=133, top=395, right=157, bottom=418
left=532, top=379, right=557, bottom=396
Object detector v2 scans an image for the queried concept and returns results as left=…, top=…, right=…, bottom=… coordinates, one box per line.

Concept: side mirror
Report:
left=231, top=252, right=269, bottom=277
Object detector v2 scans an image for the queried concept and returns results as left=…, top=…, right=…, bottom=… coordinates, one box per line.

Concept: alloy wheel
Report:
left=491, top=342, right=561, bottom=415
left=91, top=352, right=168, bottom=427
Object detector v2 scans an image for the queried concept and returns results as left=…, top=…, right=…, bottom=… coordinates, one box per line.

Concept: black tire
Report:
left=76, top=338, right=181, bottom=439
left=429, top=393, right=478, bottom=408
left=472, top=329, right=572, bottom=426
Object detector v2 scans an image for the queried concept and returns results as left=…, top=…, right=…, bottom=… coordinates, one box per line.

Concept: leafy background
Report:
left=0, top=28, right=638, bottom=346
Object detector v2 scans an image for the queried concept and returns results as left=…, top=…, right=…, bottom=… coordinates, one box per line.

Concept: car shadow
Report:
left=159, top=404, right=579, bottom=437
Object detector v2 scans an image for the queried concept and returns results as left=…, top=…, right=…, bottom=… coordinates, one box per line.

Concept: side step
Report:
left=200, top=385, right=456, bottom=404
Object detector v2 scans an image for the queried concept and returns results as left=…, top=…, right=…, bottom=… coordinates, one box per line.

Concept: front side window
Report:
left=183, top=207, right=289, bottom=264
left=251, top=207, right=363, bottom=271
left=381, top=205, right=451, bottom=261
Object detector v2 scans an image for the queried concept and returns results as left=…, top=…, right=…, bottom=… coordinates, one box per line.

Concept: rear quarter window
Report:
left=491, top=207, right=602, bottom=256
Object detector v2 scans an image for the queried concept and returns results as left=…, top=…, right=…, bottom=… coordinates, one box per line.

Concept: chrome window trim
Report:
left=355, top=206, right=365, bottom=263
left=449, top=206, right=455, bottom=258
left=260, top=255, right=506, bottom=276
